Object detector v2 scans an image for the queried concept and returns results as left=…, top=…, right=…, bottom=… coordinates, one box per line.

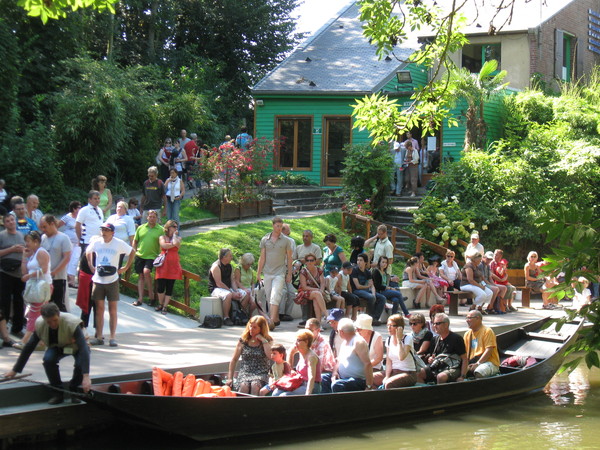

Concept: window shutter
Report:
left=555, top=29, right=564, bottom=79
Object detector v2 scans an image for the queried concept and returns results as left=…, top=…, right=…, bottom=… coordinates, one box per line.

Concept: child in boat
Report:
left=259, top=344, right=292, bottom=396
left=324, top=266, right=345, bottom=310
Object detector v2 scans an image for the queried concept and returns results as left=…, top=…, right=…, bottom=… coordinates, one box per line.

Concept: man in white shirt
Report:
left=26, top=194, right=44, bottom=226
left=390, top=141, right=406, bottom=196
left=86, top=223, right=135, bottom=347
left=364, top=224, right=395, bottom=276
left=75, top=190, right=103, bottom=274
left=466, top=233, right=484, bottom=263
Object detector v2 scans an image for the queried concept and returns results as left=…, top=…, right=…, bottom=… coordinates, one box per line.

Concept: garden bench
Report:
left=447, top=290, right=475, bottom=316
left=506, top=269, right=531, bottom=308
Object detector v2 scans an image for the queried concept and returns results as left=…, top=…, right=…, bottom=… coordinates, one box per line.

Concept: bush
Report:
left=340, top=142, right=392, bottom=219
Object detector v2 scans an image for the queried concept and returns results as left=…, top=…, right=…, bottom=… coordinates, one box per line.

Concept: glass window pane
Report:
left=278, top=120, right=295, bottom=168
left=327, top=119, right=351, bottom=178
left=297, top=119, right=312, bottom=168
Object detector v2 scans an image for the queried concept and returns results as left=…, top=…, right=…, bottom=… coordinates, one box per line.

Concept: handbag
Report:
left=273, top=372, right=304, bottom=392
left=410, top=347, right=428, bottom=370
left=201, top=315, right=223, bottom=329
left=153, top=251, right=167, bottom=268
left=0, top=258, right=21, bottom=272
left=23, top=270, right=52, bottom=304
left=430, top=353, right=462, bottom=372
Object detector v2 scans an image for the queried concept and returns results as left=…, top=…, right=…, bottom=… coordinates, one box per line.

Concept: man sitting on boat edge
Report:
left=320, top=318, right=373, bottom=393
left=464, top=310, right=500, bottom=378
left=418, top=313, right=468, bottom=384
left=4, top=303, right=91, bottom=404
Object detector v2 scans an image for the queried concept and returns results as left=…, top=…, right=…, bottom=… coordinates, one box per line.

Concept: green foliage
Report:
left=17, top=0, right=116, bottom=23
left=0, top=121, right=67, bottom=210
left=0, top=20, right=19, bottom=135
left=177, top=199, right=216, bottom=223
left=514, top=90, right=554, bottom=125
left=535, top=205, right=600, bottom=371
left=266, top=173, right=315, bottom=186
left=340, top=143, right=392, bottom=219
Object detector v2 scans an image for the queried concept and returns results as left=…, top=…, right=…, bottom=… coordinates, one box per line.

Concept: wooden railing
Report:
left=120, top=268, right=201, bottom=316
left=341, top=212, right=454, bottom=261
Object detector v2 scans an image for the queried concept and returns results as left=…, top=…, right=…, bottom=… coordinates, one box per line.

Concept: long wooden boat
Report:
left=86, top=318, right=582, bottom=442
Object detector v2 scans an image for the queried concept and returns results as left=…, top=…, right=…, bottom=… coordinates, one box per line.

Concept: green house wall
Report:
left=254, top=96, right=380, bottom=185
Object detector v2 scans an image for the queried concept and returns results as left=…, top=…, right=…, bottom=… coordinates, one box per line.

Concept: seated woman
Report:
left=440, top=250, right=462, bottom=291
left=323, top=234, right=347, bottom=277
left=355, top=314, right=384, bottom=374
left=349, top=235, right=365, bottom=265
left=460, top=250, right=493, bottom=312
left=371, top=257, right=410, bottom=317
left=209, top=248, right=255, bottom=326
left=524, top=251, right=545, bottom=294
left=233, top=252, right=256, bottom=302
left=374, top=314, right=417, bottom=389
left=226, top=316, right=273, bottom=395
left=273, top=329, right=321, bottom=396
left=426, top=257, right=449, bottom=300
left=409, top=313, right=433, bottom=357
left=402, top=257, right=439, bottom=308
left=571, top=277, right=592, bottom=311
left=297, top=253, right=328, bottom=324
left=426, top=304, right=445, bottom=336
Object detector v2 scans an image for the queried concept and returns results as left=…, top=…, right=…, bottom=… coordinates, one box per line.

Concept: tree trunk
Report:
left=147, top=0, right=159, bottom=63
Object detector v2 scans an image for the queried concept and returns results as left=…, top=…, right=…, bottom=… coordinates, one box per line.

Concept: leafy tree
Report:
left=353, top=0, right=524, bottom=141
left=449, top=59, right=508, bottom=150
left=340, top=143, right=392, bottom=220
left=536, top=205, right=600, bottom=372
left=17, top=0, right=116, bottom=23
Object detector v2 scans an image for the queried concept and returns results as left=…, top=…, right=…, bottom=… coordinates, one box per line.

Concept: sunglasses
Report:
left=409, top=322, right=420, bottom=325
left=433, top=322, right=445, bottom=326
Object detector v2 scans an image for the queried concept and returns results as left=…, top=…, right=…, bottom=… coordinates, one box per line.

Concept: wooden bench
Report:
left=447, top=290, right=475, bottom=316
left=506, top=269, right=531, bottom=308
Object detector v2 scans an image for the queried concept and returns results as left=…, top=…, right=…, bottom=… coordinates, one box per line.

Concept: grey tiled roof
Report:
left=252, top=2, right=420, bottom=95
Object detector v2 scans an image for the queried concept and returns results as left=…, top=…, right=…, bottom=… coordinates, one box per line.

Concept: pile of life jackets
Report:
left=152, top=367, right=236, bottom=398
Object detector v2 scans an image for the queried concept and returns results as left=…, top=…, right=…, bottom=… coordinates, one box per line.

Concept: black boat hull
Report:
left=88, top=318, right=582, bottom=442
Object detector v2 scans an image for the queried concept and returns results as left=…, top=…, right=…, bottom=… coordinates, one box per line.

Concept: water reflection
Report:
left=544, top=364, right=592, bottom=405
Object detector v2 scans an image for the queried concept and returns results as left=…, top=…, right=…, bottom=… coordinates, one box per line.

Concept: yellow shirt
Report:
left=463, top=325, right=500, bottom=367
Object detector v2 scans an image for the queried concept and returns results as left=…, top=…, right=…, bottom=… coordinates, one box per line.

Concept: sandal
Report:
left=132, top=300, right=143, bottom=307
left=161, top=309, right=168, bottom=315
left=155, top=305, right=163, bottom=312
left=413, top=302, right=421, bottom=309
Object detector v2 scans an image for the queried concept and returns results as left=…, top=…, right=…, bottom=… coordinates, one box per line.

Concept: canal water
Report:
left=16, top=362, right=599, bottom=449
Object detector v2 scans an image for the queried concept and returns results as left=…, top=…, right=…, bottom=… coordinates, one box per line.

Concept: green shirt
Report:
left=134, top=223, right=164, bottom=259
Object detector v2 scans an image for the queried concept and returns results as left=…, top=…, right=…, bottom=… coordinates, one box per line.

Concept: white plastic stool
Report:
left=199, top=296, right=223, bottom=322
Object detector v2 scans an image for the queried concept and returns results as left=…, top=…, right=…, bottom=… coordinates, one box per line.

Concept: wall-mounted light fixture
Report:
left=396, top=70, right=413, bottom=84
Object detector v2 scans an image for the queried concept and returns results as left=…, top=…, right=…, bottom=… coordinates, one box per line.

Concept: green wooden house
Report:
left=251, top=2, right=425, bottom=187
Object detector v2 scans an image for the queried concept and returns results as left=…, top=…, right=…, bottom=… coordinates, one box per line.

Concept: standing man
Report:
left=183, top=133, right=199, bottom=189
left=75, top=190, right=102, bottom=274
left=279, top=222, right=297, bottom=323
left=140, top=166, right=167, bottom=223
left=464, top=310, right=500, bottom=378
left=321, top=318, right=373, bottom=393
left=86, top=222, right=135, bottom=347
left=403, top=140, right=419, bottom=197
left=26, top=194, right=44, bottom=227
left=4, top=303, right=91, bottom=404
left=418, top=313, right=468, bottom=384
left=235, top=126, right=253, bottom=150
left=364, top=224, right=395, bottom=275
left=256, top=217, right=293, bottom=329
left=40, top=214, right=72, bottom=312
left=132, top=210, right=164, bottom=307
left=404, top=131, right=421, bottom=185
left=0, top=213, right=26, bottom=337
left=390, top=140, right=406, bottom=196
left=12, top=200, right=38, bottom=235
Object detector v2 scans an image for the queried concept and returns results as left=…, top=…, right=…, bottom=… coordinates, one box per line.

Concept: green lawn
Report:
left=177, top=199, right=216, bottom=223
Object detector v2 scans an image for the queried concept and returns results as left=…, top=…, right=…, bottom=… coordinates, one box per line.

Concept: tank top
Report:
left=338, top=336, right=365, bottom=379
left=27, top=247, right=52, bottom=284
left=340, top=272, right=350, bottom=291
left=296, top=351, right=322, bottom=383
left=208, top=261, right=233, bottom=291
left=166, top=177, right=182, bottom=199
left=239, top=266, right=254, bottom=288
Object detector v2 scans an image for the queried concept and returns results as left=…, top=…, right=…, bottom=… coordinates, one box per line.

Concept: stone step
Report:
left=272, top=205, right=298, bottom=215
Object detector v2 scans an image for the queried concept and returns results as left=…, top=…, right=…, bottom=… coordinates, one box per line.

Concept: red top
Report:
left=156, top=243, right=183, bottom=280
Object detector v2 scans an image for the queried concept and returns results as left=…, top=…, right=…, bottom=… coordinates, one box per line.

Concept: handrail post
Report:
left=416, top=238, right=422, bottom=253
left=366, top=219, right=371, bottom=238
left=341, top=212, right=346, bottom=231
left=184, top=276, right=191, bottom=308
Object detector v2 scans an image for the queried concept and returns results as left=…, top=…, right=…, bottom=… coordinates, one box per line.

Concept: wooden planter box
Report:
left=208, top=199, right=273, bottom=222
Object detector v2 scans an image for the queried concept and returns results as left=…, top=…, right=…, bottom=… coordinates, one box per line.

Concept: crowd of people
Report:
left=221, top=306, right=502, bottom=396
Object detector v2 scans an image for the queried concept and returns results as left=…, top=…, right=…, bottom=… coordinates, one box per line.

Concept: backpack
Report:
left=201, top=315, right=223, bottom=329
